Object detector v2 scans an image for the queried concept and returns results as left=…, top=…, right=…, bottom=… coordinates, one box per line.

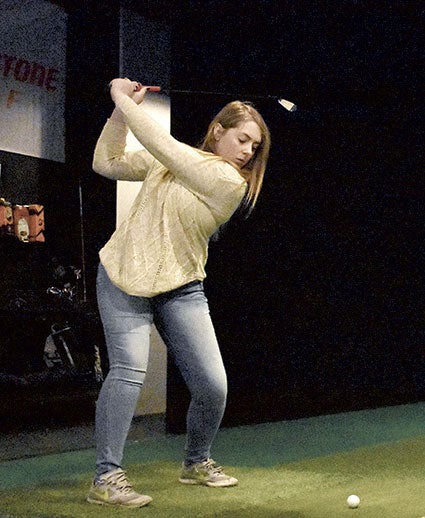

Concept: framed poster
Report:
left=0, top=0, right=66, bottom=162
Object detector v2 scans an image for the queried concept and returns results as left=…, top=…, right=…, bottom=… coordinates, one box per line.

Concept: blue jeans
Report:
left=95, top=263, right=227, bottom=476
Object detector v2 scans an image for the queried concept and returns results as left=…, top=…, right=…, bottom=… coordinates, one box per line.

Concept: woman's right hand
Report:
left=109, top=78, right=148, bottom=105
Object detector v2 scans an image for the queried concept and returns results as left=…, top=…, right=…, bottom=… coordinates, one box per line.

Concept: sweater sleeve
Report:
left=92, top=118, right=156, bottom=181
left=114, top=95, right=247, bottom=199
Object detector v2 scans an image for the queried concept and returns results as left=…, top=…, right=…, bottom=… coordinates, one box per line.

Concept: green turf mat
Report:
left=1, top=404, right=424, bottom=516
left=211, top=402, right=425, bottom=467
left=1, top=403, right=424, bottom=491
left=0, top=437, right=423, bottom=517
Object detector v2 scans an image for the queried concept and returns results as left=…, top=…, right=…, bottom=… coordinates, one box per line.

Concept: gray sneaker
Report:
left=179, top=458, right=238, bottom=487
left=87, top=468, right=152, bottom=508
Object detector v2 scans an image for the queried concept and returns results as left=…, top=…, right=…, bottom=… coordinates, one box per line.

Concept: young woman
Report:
left=87, top=78, right=270, bottom=508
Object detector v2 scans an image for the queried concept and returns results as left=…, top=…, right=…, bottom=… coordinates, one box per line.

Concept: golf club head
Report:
left=278, top=98, right=297, bottom=112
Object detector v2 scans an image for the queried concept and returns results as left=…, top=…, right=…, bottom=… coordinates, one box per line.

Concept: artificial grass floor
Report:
left=0, top=403, right=424, bottom=517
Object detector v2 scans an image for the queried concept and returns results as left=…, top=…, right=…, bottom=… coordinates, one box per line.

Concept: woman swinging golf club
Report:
left=87, top=77, right=271, bottom=508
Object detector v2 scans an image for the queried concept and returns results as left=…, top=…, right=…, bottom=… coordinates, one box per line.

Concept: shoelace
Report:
left=105, top=470, right=134, bottom=494
left=203, top=459, right=223, bottom=474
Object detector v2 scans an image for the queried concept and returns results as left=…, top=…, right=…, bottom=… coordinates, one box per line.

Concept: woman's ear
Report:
left=213, top=123, right=224, bottom=141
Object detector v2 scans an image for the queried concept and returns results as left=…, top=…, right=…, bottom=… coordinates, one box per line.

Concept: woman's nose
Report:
left=243, top=143, right=254, bottom=156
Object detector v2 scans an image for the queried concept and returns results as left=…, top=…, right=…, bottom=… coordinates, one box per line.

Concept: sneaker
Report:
left=87, top=468, right=152, bottom=508
left=179, top=458, right=238, bottom=487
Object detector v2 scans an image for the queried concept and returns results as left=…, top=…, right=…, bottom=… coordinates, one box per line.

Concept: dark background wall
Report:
left=65, top=2, right=120, bottom=298
left=166, top=1, right=424, bottom=431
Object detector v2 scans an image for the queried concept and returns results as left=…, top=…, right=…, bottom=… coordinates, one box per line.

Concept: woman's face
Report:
left=213, top=120, right=262, bottom=168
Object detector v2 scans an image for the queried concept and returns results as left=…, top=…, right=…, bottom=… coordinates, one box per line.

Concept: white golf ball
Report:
left=347, top=494, right=360, bottom=508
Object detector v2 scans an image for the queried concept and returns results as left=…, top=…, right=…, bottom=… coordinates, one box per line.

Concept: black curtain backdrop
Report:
left=166, top=2, right=424, bottom=432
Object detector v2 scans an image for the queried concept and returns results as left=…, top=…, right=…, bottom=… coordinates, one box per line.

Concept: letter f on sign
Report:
left=7, top=89, right=19, bottom=108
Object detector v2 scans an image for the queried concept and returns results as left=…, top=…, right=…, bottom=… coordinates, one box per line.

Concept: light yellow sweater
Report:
left=93, top=95, right=247, bottom=297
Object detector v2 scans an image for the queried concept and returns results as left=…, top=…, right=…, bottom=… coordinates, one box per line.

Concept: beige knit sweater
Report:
left=93, top=95, right=247, bottom=297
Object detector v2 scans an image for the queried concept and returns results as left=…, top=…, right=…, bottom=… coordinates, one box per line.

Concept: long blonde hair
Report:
left=199, top=101, right=271, bottom=214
